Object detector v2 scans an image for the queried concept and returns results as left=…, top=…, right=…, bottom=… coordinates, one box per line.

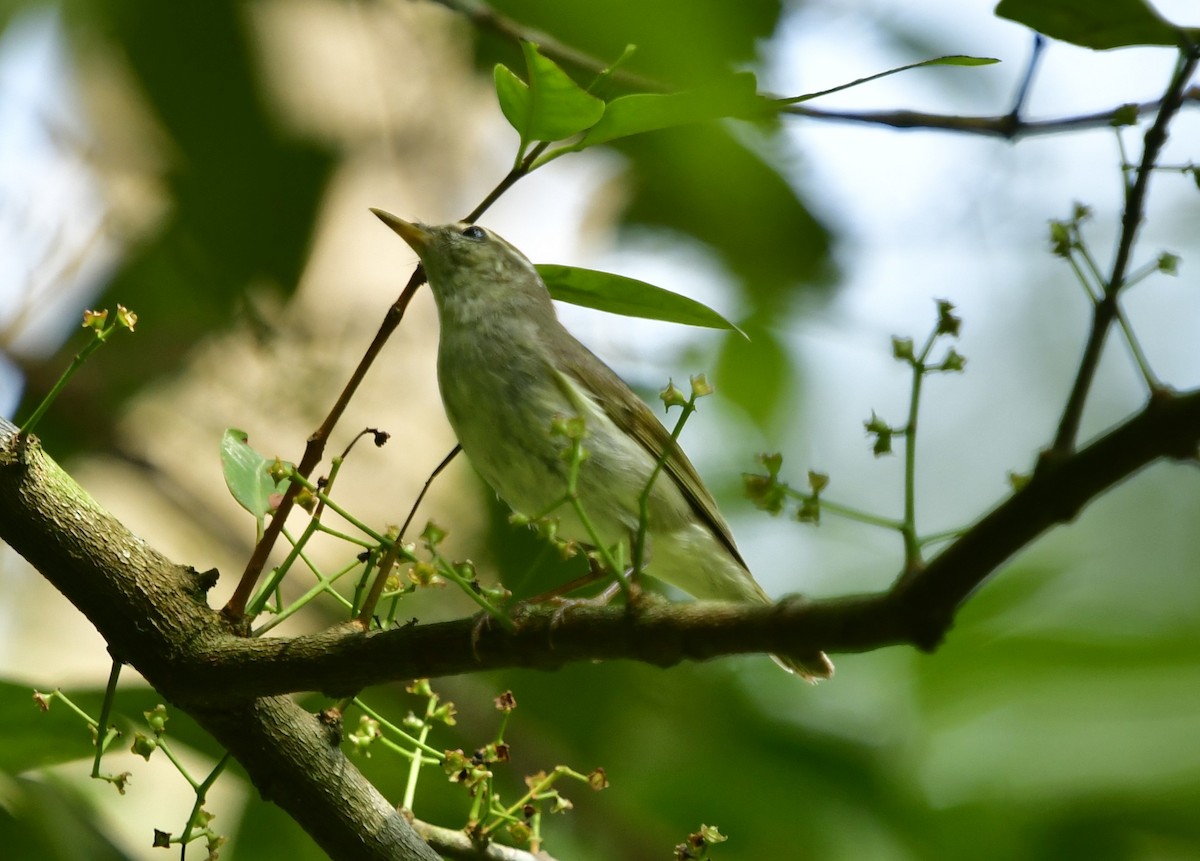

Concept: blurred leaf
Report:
left=229, top=793, right=325, bottom=861
left=995, top=0, right=1188, bottom=49
left=538, top=264, right=744, bottom=334
left=714, top=318, right=793, bottom=432
left=0, top=681, right=226, bottom=774
left=481, top=0, right=783, bottom=87
left=220, top=428, right=288, bottom=523
left=0, top=776, right=137, bottom=861
left=578, top=72, right=763, bottom=147
left=0, top=682, right=97, bottom=773
left=30, top=0, right=334, bottom=455
left=617, top=123, right=832, bottom=308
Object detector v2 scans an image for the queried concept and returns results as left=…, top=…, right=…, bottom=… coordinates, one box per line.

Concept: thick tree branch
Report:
left=0, top=419, right=439, bottom=861
left=9, top=390, right=1190, bottom=706
left=3, top=387, right=1199, bottom=856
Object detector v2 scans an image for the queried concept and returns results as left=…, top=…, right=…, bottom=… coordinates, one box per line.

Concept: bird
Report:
left=372, top=209, right=832, bottom=680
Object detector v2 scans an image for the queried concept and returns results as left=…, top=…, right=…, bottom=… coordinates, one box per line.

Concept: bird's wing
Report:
left=551, top=342, right=748, bottom=570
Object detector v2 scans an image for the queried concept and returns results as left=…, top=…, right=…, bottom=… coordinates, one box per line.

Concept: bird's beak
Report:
left=370, top=208, right=430, bottom=254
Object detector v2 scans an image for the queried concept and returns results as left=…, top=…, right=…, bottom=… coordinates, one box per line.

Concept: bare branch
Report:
left=1052, top=51, right=1200, bottom=453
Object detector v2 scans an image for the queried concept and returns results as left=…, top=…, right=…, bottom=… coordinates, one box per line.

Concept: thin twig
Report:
left=1051, top=50, right=1198, bottom=455
left=425, top=0, right=663, bottom=93
left=224, top=143, right=546, bottom=621
left=781, top=90, right=1200, bottom=138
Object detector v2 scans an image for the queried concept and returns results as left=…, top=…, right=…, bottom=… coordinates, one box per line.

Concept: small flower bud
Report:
left=115, top=304, right=137, bottom=331
left=689, top=373, right=714, bottom=399
left=1049, top=220, right=1072, bottom=256
left=892, top=336, right=914, bottom=361
left=420, top=521, right=447, bottom=548
left=588, top=767, right=609, bottom=790
left=83, top=308, right=109, bottom=330
left=864, top=412, right=890, bottom=434
left=550, top=413, right=586, bottom=439
left=807, top=471, right=829, bottom=494
left=431, top=701, right=457, bottom=726
left=402, top=711, right=424, bottom=731
left=144, top=704, right=168, bottom=734
left=407, top=679, right=434, bottom=697
left=742, top=472, right=785, bottom=515
left=1109, top=104, right=1138, bottom=127
left=1007, top=471, right=1031, bottom=491
left=131, top=732, right=158, bottom=760
left=407, top=561, right=438, bottom=586
left=940, top=348, right=966, bottom=372
left=935, top=299, right=961, bottom=337
left=494, top=691, right=517, bottom=712
left=872, top=431, right=893, bottom=457
left=660, top=380, right=688, bottom=409
left=1158, top=252, right=1180, bottom=275
left=756, top=452, right=783, bottom=477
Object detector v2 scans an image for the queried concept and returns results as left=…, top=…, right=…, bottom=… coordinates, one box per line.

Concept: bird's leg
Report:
left=523, top=557, right=610, bottom=603
left=522, top=546, right=640, bottom=603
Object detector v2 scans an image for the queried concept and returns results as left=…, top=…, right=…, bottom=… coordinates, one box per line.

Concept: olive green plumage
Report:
left=373, top=209, right=831, bottom=680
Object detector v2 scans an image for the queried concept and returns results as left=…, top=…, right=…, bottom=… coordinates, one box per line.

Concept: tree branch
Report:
left=779, top=90, right=1199, bottom=138
left=8, top=390, right=1188, bottom=705
left=0, top=419, right=439, bottom=861
left=4, top=378, right=1199, bottom=856
left=1052, top=50, right=1199, bottom=453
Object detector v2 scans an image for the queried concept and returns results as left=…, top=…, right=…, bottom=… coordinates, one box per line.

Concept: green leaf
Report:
left=579, top=72, right=764, bottom=148
left=923, top=55, right=1002, bottom=66
left=780, top=55, right=1000, bottom=105
left=493, top=63, right=532, bottom=148
left=494, top=42, right=605, bottom=148
left=995, top=0, right=1187, bottom=49
left=220, top=428, right=288, bottom=522
left=714, top=320, right=793, bottom=432
left=537, top=264, right=744, bottom=335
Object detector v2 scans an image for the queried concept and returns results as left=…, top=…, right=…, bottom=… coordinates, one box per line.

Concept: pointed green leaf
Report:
left=580, top=72, right=764, bottom=148
left=537, top=264, right=744, bottom=335
left=924, top=55, right=1002, bottom=66
left=996, top=0, right=1187, bottom=49
left=780, top=55, right=1000, bottom=105
left=221, top=428, right=288, bottom=521
left=715, top=320, right=793, bottom=432
left=494, top=63, right=532, bottom=149
left=519, top=42, right=605, bottom=143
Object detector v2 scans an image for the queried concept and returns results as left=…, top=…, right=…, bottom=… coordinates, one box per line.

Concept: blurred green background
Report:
left=2, top=0, right=1199, bottom=859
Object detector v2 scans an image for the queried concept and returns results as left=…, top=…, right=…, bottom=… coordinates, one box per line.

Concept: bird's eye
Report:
left=461, top=225, right=486, bottom=240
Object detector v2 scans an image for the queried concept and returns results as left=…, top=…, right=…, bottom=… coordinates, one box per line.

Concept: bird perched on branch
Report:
left=373, top=209, right=831, bottom=680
